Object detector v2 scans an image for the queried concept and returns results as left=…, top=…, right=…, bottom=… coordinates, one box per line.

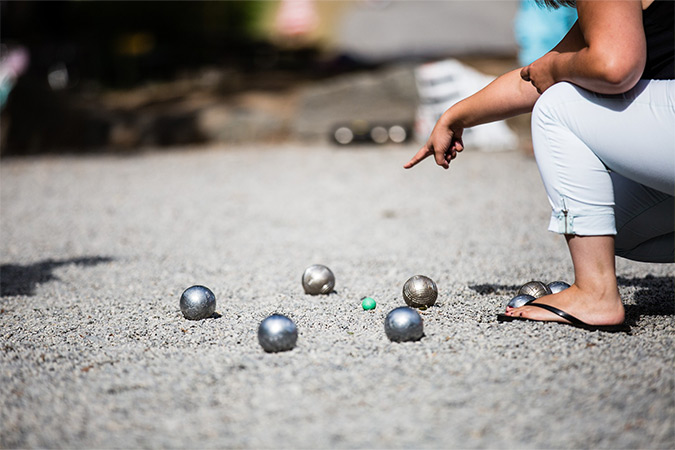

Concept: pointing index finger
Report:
left=403, top=145, right=433, bottom=169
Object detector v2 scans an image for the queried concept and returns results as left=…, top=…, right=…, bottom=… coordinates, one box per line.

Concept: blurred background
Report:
left=0, top=0, right=561, bottom=156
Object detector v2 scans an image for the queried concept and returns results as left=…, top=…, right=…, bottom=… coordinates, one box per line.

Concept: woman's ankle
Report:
left=566, top=283, right=625, bottom=324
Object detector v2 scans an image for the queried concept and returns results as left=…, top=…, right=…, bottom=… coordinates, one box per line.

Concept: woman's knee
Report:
left=531, top=82, right=583, bottom=127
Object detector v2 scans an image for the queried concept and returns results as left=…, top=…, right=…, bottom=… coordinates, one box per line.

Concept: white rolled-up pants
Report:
left=531, top=80, right=675, bottom=263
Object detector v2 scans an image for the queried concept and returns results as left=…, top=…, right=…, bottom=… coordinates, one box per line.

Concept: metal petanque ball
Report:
left=180, top=285, right=216, bottom=320
left=258, top=314, right=298, bottom=353
left=507, top=294, right=535, bottom=309
left=302, top=264, right=335, bottom=295
left=384, top=307, right=424, bottom=342
left=402, top=275, right=438, bottom=308
left=517, top=281, right=552, bottom=299
left=548, top=281, right=571, bottom=294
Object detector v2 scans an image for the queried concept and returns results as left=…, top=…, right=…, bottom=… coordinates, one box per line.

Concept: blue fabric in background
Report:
left=515, top=0, right=578, bottom=66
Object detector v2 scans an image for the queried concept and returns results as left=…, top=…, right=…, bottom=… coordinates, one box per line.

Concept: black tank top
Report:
left=642, top=0, right=674, bottom=79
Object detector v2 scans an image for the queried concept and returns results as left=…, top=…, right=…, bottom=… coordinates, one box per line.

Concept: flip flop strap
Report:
left=527, top=303, right=588, bottom=327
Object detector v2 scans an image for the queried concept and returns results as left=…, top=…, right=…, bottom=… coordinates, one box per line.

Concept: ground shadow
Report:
left=619, top=275, right=675, bottom=324
left=0, top=256, right=114, bottom=297
left=468, top=283, right=521, bottom=296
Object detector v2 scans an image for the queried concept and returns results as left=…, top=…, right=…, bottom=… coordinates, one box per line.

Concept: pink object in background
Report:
left=275, top=0, right=319, bottom=38
left=0, top=46, right=30, bottom=108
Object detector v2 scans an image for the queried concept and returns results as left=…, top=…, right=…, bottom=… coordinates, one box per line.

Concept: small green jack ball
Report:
left=361, top=297, right=376, bottom=310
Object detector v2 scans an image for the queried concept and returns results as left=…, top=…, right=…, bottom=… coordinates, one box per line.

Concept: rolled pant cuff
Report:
left=547, top=211, right=616, bottom=235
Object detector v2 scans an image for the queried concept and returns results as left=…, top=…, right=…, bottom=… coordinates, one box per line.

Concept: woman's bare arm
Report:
left=405, top=0, right=646, bottom=169
left=522, top=0, right=646, bottom=94
left=404, top=68, right=540, bottom=169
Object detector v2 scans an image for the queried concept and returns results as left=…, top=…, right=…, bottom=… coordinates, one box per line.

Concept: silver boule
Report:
left=548, top=281, right=571, bottom=294
left=302, top=264, right=335, bottom=295
left=507, top=294, right=535, bottom=309
left=258, top=314, right=298, bottom=353
left=384, top=307, right=424, bottom=342
left=180, top=285, right=216, bottom=320
left=402, top=275, right=438, bottom=308
left=517, top=281, right=552, bottom=299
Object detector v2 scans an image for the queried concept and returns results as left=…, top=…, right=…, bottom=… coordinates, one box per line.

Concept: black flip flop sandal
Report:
left=497, top=302, right=631, bottom=333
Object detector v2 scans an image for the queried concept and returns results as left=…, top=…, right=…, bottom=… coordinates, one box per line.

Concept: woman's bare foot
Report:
left=504, top=234, right=626, bottom=326
left=504, top=283, right=625, bottom=326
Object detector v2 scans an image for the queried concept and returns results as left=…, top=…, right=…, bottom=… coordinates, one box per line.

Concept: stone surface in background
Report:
left=293, top=64, right=418, bottom=141
left=1, top=58, right=528, bottom=154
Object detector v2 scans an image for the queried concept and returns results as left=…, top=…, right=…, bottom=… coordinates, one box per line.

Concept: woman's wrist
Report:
left=553, top=51, right=584, bottom=87
left=549, top=51, right=566, bottom=85
left=442, top=103, right=468, bottom=130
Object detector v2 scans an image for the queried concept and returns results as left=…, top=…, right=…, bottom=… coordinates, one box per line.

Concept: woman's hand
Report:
left=520, top=51, right=559, bottom=94
left=403, top=67, right=541, bottom=171
left=404, top=114, right=464, bottom=170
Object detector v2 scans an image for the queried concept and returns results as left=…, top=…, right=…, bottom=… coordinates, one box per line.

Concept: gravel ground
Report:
left=1, top=144, right=673, bottom=449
